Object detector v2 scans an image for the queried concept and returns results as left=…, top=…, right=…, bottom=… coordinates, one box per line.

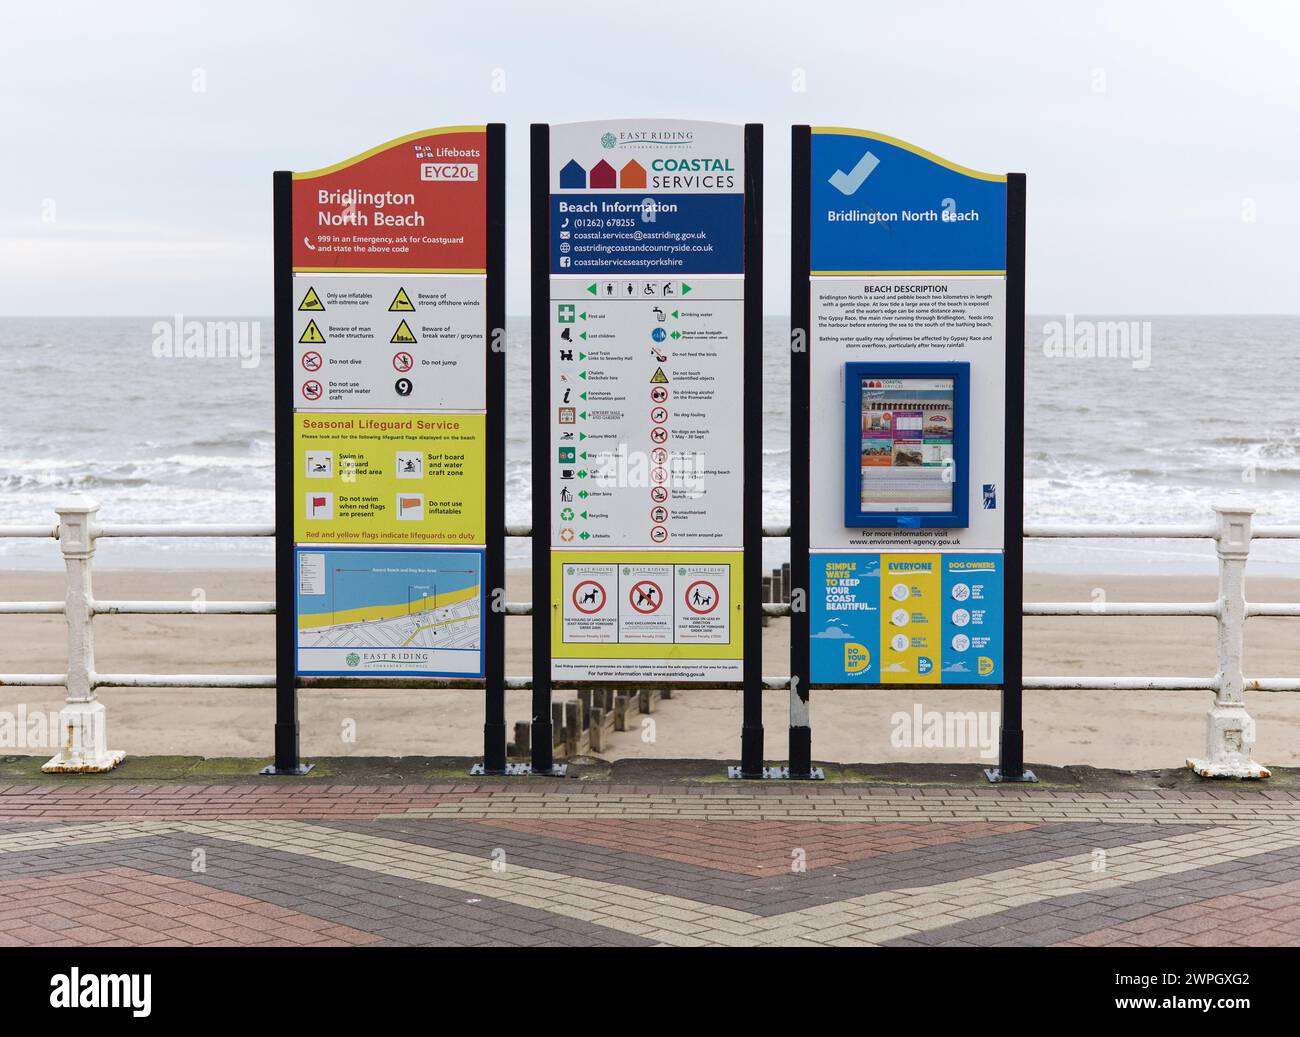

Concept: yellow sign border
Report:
left=550, top=551, right=743, bottom=660
left=810, top=127, right=1007, bottom=183
left=292, top=126, right=487, bottom=181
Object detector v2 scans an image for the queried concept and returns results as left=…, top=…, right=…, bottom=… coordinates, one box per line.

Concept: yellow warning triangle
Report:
left=390, top=319, right=417, bottom=345
left=298, top=286, right=324, bottom=311
left=650, top=366, right=669, bottom=384
left=299, top=319, right=325, bottom=345
left=388, top=287, right=415, bottom=312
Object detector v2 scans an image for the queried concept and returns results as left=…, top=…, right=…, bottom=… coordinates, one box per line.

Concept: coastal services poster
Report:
left=545, top=120, right=747, bottom=681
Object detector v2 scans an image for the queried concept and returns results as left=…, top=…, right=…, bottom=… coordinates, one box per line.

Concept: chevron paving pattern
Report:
left=1, top=781, right=1298, bottom=947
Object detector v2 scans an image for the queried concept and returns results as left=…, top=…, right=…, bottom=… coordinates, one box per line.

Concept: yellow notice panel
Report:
left=878, top=553, right=941, bottom=684
left=293, top=412, right=485, bottom=545
left=549, top=551, right=743, bottom=682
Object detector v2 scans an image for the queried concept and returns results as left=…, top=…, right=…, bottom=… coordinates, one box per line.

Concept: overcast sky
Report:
left=1, top=0, right=1296, bottom=315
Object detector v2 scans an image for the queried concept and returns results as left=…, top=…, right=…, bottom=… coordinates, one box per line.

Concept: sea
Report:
left=2, top=316, right=1298, bottom=576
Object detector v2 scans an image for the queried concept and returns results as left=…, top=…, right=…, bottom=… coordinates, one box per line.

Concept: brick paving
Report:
left=0, top=779, right=1298, bottom=946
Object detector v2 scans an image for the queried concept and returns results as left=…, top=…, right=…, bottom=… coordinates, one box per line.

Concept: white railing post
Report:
left=42, top=496, right=124, bottom=773
left=1187, top=501, right=1270, bottom=778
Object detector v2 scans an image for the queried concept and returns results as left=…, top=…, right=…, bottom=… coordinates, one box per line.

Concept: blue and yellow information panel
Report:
left=294, top=546, right=484, bottom=678
left=810, top=553, right=1003, bottom=685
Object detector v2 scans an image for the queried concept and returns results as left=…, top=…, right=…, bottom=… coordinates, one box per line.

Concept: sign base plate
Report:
left=728, top=765, right=826, bottom=781
left=470, top=762, right=569, bottom=777
left=259, top=763, right=315, bottom=776
left=983, top=767, right=1038, bottom=783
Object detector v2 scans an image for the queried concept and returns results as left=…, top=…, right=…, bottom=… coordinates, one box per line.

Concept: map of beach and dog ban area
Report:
left=295, top=548, right=483, bottom=677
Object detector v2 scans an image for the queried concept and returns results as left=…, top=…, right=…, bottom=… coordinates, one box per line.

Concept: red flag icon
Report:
left=312, top=496, right=326, bottom=514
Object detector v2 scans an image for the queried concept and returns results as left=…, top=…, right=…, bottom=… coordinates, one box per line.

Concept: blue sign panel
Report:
left=550, top=193, right=744, bottom=275
left=939, top=553, right=1003, bottom=684
left=810, top=129, right=1007, bottom=274
left=810, top=552, right=1002, bottom=685
left=842, top=361, right=971, bottom=530
left=294, top=546, right=485, bottom=678
left=810, top=553, right=881, bottom=684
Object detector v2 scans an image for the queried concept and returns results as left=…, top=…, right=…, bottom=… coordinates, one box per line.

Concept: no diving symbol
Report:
left=301, top=352, right=322, bottom=372
left=572, top=580, right=606, bottom=615
left=685, top=580, right=719, bottom=615
left=628, top=580, right=663, bottom=615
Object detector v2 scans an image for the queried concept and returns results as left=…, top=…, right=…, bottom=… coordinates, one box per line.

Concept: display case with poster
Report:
left=842, top=361, right=969, bottom=529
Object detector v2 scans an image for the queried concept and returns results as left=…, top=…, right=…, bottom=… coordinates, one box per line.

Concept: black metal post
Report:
left=529, top=123, right=555, bottom=774
left=267, top=170, right=308, bottom=775
left=992, top=173, right=1031, bottom=782
left=737, top=123, right=766, bottom=779
left=788, top=125, right=813, bottom=779
left=481, top=122, right=508, bottom=774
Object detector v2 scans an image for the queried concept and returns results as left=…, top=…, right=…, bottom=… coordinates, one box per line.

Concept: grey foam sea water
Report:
left=1, top=315, right=1297, bottom=574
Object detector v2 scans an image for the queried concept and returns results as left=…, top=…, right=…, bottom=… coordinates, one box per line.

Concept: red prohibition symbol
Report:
left=571, top=580, right=606, bottom=615
left=650, top=406, right=668, bottom=424
left=301, top=351, right=323, bottom=372
left=650, top=505, right=668, bottom=524
left=650, top=485, right=669, bottom=503
left=650, top=385, right=668, bottom=403
left=650, top=426, right=668, bottom=445
left=628, top=580, right=663, bottom=615
left=301, top=380, right=323, bottom=401
left=685, top=580, right=720, bottom=615
left=392, top=352, right=414, bottom=372
left=650, top=525, right=668, bottom=543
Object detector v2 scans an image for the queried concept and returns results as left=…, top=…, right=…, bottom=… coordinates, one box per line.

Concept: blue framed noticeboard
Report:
left=843, top=361, right=970, bottom=529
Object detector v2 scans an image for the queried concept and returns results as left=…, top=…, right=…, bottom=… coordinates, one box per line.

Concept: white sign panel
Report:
left=549, top=278, right=743, bottom=549
left=810, top=275, right=1006, bottom=552
left=546, top=119, right=748, bottom=683
left=559, top=562, right=732, bottom=645
left=291, top=273, right=486, bottom=412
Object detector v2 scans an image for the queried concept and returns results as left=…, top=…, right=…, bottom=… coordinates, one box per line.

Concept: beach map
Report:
left=295, top=547, right=484, bottom=676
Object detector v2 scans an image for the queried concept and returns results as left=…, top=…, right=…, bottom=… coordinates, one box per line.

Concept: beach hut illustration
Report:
left=589, top=159, right=616, bottom=188
left=558, top=159, right=586, bottom=188
left=619, top=160, right=646, bottom=188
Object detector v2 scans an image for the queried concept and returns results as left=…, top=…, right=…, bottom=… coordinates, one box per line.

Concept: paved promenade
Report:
left=2, top=771, right=1300, bottom=947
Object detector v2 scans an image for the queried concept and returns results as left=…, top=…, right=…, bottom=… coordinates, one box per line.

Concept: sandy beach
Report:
left=1, top=567, right=1298, bottom=770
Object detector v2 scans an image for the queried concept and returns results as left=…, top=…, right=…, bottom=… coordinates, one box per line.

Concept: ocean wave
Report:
left=187, top=434, right=274, bottom=452
left=0, top=453, right=274, bottom=492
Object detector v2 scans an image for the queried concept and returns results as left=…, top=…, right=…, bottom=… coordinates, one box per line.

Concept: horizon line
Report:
left=4, top=311, right=1300, bottom=320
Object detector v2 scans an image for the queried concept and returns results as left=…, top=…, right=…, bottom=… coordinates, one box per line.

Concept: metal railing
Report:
left=1, top=496, right=1295, bottom=776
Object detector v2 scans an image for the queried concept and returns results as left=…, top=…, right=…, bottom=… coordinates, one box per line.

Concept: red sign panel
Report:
left=292, top=126, right=487, bottom=273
